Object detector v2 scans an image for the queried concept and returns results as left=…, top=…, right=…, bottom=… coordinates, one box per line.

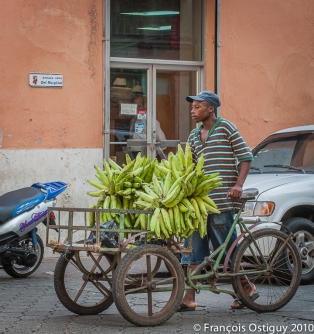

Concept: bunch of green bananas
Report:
left=87, top=144, right=222, bottom=239
left=86, top=153, right=156, bottom=228
left=131, top=143, right=222, bottom=238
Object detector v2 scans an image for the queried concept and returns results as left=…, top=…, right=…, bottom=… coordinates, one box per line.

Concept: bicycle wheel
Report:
left=231, top=228, right=301, bottom=312
left=112, top=244, right=185, bottom=327
left=54, top=250, right=115, bottom=315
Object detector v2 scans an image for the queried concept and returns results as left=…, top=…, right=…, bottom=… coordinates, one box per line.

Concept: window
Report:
left=110, top=0, right=203, bottom=61
left=251, top=133, right=314, bottom=173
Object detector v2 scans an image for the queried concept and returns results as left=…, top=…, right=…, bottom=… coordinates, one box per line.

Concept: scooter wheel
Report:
left=3, top=234, right=44, bottom=278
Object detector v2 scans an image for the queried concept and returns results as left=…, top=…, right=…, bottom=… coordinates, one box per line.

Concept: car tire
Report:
left=283, top=217, right=314, bottom=285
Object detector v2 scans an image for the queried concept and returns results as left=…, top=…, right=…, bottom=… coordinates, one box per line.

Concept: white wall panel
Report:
left=0, top=148, right=103, bottom=257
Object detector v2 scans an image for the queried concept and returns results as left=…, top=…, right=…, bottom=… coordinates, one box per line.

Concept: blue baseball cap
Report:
left=186, top=90, right=221, bottom=109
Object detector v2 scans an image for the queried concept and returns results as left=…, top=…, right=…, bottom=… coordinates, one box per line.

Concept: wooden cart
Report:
left=47, top=195, right=302, bottom=327
left=46, top=206, right=187, bottom=326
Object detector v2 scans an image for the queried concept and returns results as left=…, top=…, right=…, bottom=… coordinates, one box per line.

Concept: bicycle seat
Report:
left=241, top=188, right=258, bottom=200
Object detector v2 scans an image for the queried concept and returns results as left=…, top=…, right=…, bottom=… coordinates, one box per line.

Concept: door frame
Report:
left=152, top=63, right=204, bottom=144
left=105, top=61, right=204, bottom=160
left=103, top=0, right=209, bottom=160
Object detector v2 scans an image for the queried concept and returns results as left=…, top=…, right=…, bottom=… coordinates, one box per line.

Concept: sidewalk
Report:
left=1, top=257, right=314, bottom=334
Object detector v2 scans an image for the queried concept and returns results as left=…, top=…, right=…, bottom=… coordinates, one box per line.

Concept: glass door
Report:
left=109, top=65, right=151, bottom=166
left=105, top=0, right=209, bottom=165
left=108, top=64, right=200, bottom=165
left=154, top=66, right=199, bottom=159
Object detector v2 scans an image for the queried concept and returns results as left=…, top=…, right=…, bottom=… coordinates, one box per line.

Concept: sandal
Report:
left=176, top=303, right=196, bottom=312
left=230, top=292, right=259, bottom=309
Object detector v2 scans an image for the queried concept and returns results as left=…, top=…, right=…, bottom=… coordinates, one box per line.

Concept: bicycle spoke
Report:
left=231, top=229, right=301, bottom=312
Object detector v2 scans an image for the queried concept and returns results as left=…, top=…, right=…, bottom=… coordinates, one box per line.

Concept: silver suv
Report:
left=242, top=125, right=314, bottom=284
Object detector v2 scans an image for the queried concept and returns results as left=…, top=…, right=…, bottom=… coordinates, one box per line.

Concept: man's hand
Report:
left=227, top=185, right=243, bottom=199
left=227, top=161, right=252, bottom=199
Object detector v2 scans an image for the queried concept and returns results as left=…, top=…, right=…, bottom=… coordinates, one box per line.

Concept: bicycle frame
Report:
left=184, top=198, right=272, bottom=298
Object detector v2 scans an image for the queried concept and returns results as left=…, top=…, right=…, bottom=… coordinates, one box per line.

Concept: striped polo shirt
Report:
left=188, top=116, right=253, bottom=213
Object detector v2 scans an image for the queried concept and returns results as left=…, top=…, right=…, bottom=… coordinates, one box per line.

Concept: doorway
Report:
left=104, top=0, right=212, bottom=164
left=108, top=64, right=200, bottom=165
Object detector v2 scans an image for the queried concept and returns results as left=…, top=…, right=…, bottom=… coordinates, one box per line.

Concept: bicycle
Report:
left=112, top=188, right=302, bottom=326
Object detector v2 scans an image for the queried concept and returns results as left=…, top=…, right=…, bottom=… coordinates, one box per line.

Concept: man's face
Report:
left=133, top=96, right=145, bottom=110
left=190, top=100, right=214, bottom=122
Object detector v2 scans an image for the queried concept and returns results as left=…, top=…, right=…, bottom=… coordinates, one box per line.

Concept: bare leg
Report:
left=239, top=275, right=256, bottom=294
left=230, top=275, right=256, bottom=308
left=180, top=264, right=198, bottom=309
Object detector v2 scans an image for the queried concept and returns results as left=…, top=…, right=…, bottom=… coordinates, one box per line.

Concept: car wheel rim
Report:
left=293, top=230, right=314, bottom=275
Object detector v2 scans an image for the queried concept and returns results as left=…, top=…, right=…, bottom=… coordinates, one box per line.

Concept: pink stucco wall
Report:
left=2, top=1, right=314, bottom=150
left=218, top=0, right=314, bottom=147
left=0, top=0, right=103, bottom=149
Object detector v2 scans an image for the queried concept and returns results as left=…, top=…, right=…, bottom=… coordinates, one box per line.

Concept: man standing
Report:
left=178, top=91, right=255, bottom=311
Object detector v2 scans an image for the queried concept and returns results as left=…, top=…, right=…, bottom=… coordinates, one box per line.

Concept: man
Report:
left=178, top=90, right=255, bottom=311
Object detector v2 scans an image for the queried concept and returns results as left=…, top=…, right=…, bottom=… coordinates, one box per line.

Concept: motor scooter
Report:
left=0, top=181, right=67, bottom=278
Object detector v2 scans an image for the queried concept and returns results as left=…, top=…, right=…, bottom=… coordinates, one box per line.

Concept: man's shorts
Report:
left=181, top=210, right=237, bottom=265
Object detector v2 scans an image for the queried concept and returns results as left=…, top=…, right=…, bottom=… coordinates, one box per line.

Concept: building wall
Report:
left=0, top=1, right=104, bottom=195
left=0, top=0, right=104, bottom=256
left=219, top=0, right=314, bottom=147
left=0, top=0, right=103, bottom=150
left=1, top=0, right=314, bottom=256
left=0, top=148, right=103, bottom=256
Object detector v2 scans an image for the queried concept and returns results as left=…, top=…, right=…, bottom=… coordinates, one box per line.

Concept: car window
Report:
left=303, top=134, right=314, bottom=170
left=251, top=133, right=314, bottom=173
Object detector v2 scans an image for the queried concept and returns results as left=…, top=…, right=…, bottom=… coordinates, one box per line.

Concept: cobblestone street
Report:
left=1, top=257, right=314, bottom=334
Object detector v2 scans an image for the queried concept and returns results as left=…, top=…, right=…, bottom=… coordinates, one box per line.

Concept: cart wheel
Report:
left=231, top=229, right=301, bottom=312
left=112, top=244, right=185, bottom=327
left=54, top=250, right=116, bottom=315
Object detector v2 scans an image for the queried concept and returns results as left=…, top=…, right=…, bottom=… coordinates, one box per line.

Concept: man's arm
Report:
left=228, top=160, right=251, bottom=198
